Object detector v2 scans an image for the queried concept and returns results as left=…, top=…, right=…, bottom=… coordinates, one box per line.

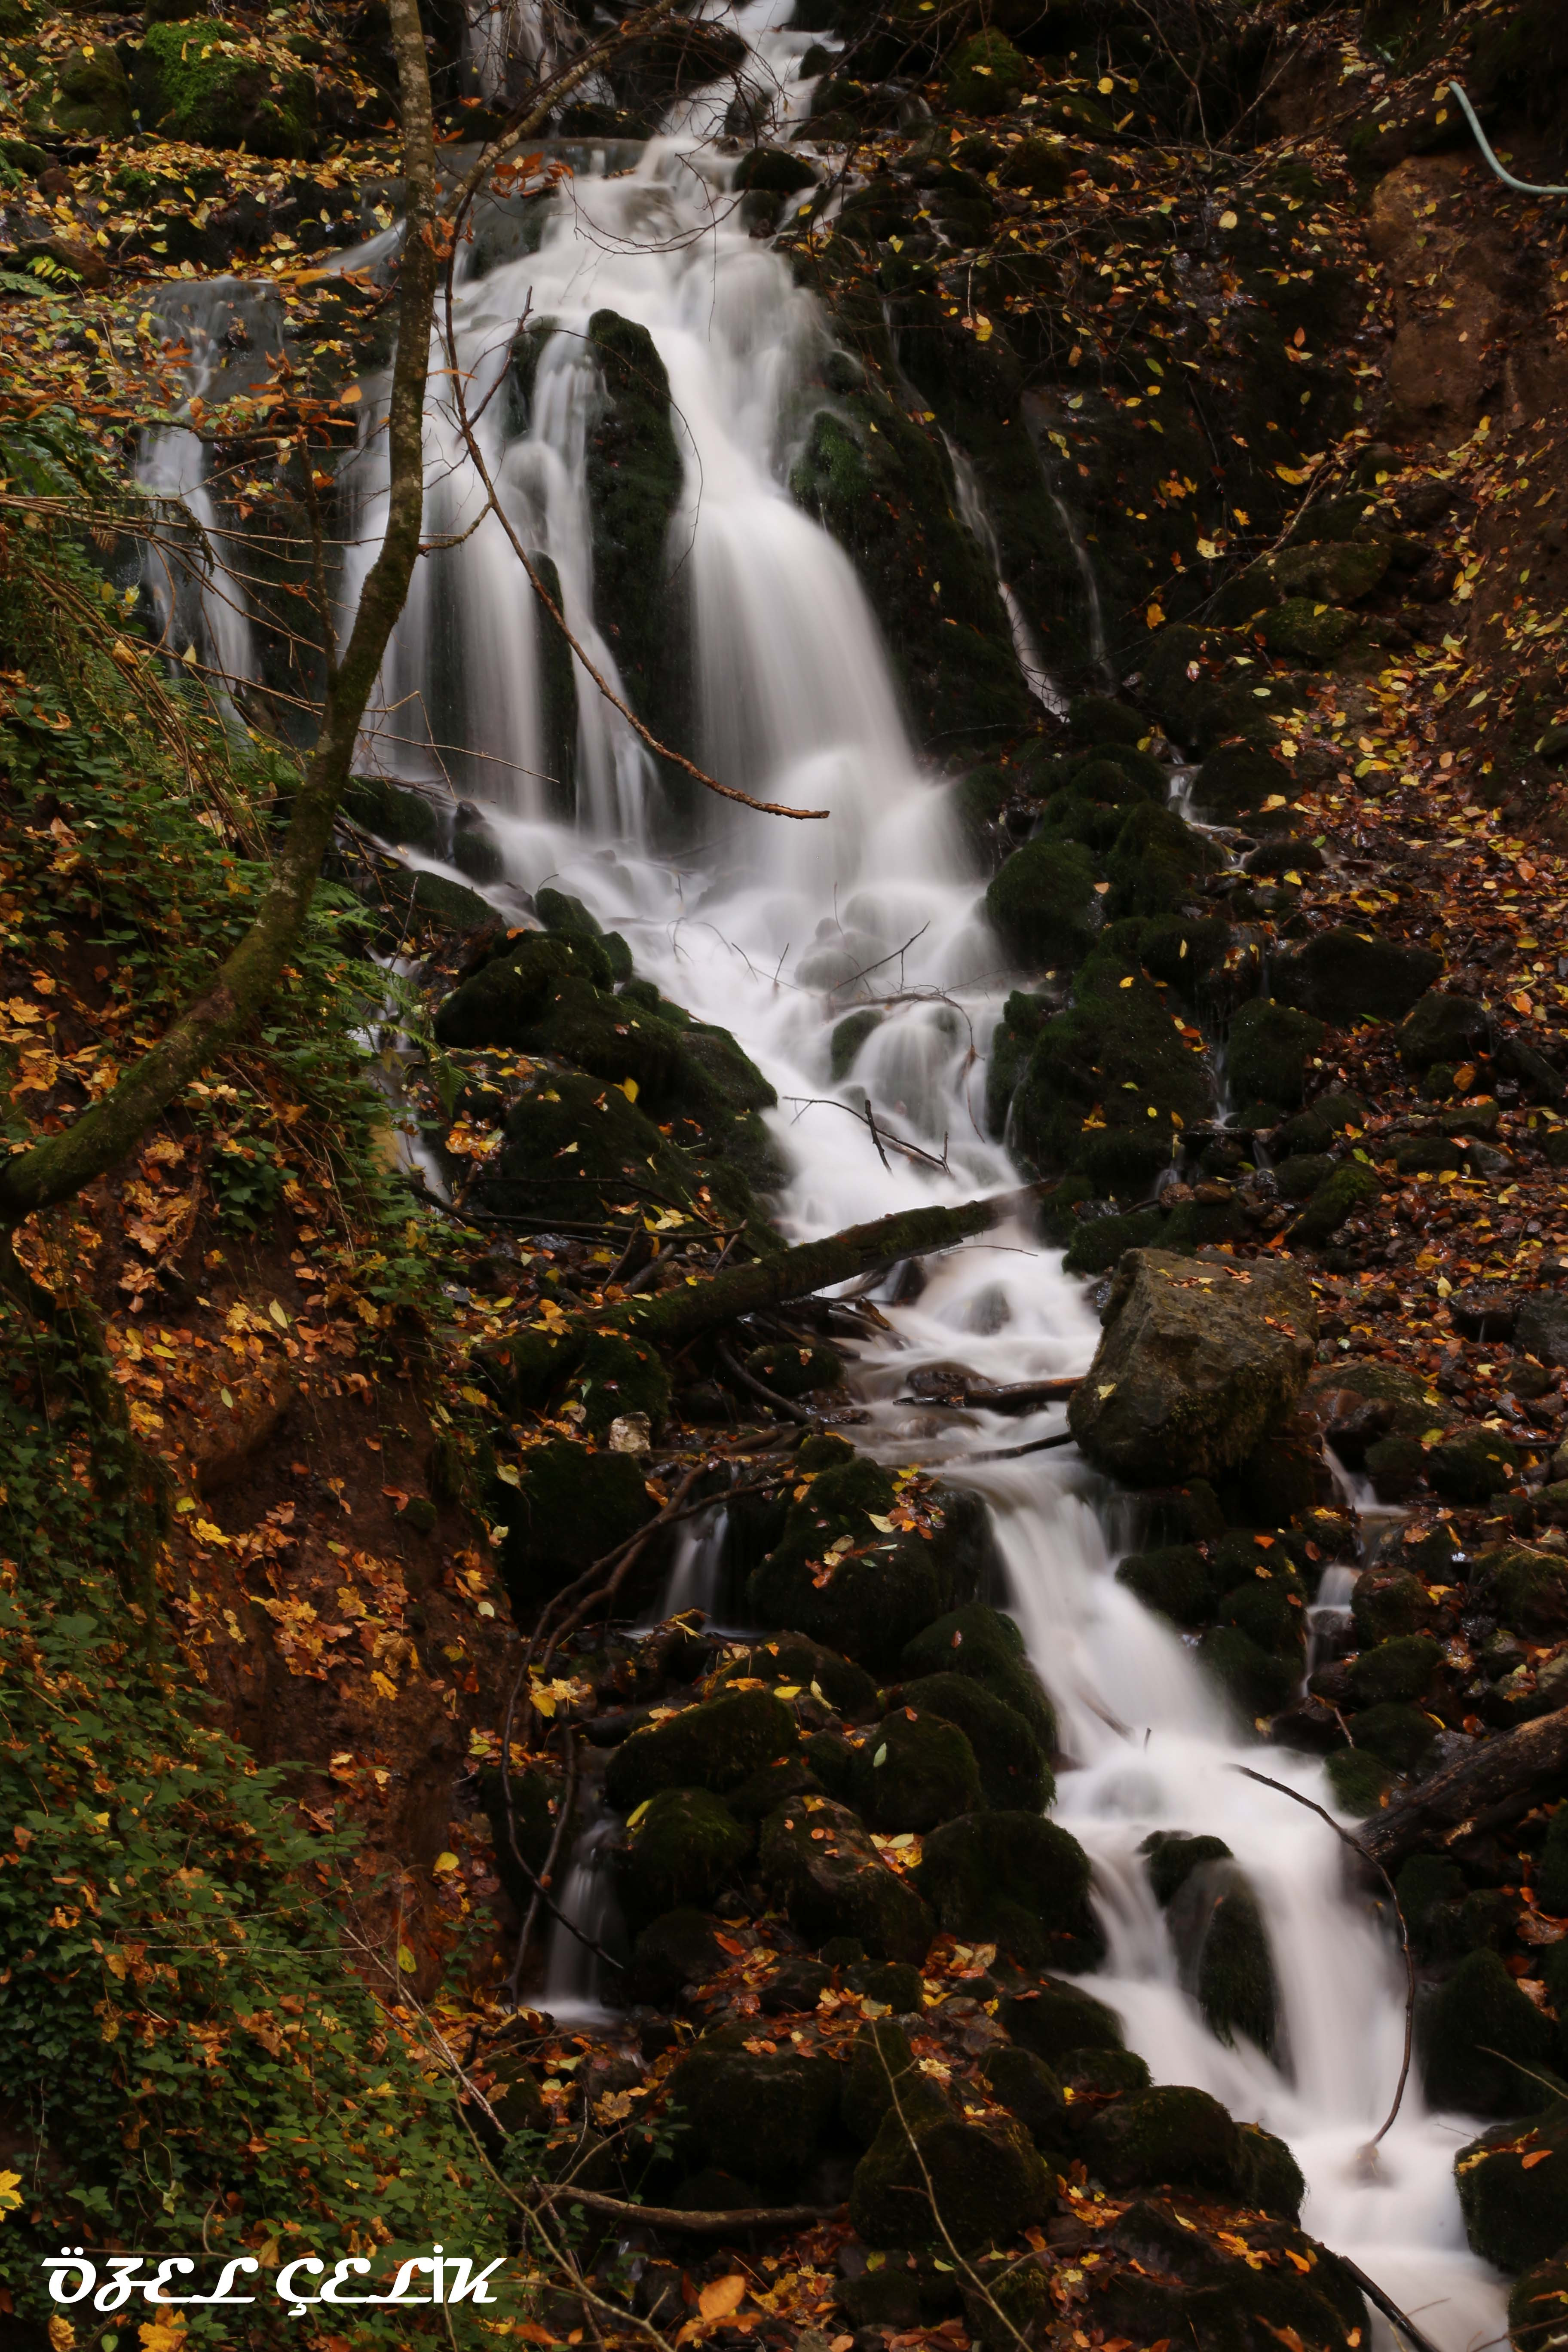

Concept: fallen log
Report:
left=959, top=1376, right=1082, bottom=1412
left=488, top=1183, right=1047, bottom=1403
left=1357, top=1703, right=1568, bottom=1871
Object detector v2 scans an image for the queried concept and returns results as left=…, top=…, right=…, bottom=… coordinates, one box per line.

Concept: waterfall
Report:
left=178, top=19, right=1506, bottom=2341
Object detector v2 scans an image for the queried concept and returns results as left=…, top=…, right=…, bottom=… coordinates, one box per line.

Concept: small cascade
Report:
left=1023, top=395, right=1113, bottom=689
left=1306, top=1563, right=1360, bottom=1678
left=540, top=1805, right=625, bottom=2026
left=944, top=436, right=1067, bottom=718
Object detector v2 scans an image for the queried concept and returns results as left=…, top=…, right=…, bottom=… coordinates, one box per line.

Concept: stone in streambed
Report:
left=1116, top=1545, right=1220, bottom=1629
left=980, top=2043, right=1069, bottom=2148
left=1458, top=2104, right=1568, bottom=2272
left=1083, top=2084, right=1242, bottom=2196
left=496, top=1437, right=656, bottom=1611
left=1424, top=1948, right=1558, bottom=2119
left=759, top=1795, right=933, bottom=1963
left=842, top=2015, right=921, bottom=2144
left=848, top=1706, right=983, bottom=1834
left=667, top=2026, right=839, bottom=2191
left=901, top=1603, right=1056, bottom=1751
left=1068, top=1250, right=1317, bottom=1487
left=606, top=1688, right=797, bottom=1813
left=899, top=1671, right=1052, bottom=1810
left=1472, top=1544, right=1568, bottom=1634
left=1271, top=928, right=1443, bottom=1026
left=630, top=1907, right=728, bottom=2001
left=615, top=1786, right=750, bottom=1920
left=1001, top=1974, right=1125, bottom=2068
left=1226, top=999, right=1326, bottom=1115
left=984, top=836, right=1099, bottom=970
left=1346, top=1634, right=1441, bottom=1707
left=915, top=1810, right=1103, bottom=1969
left=1508, top=2254, right=1568, bottom=2352
left=851, top=2094, right=1052, bottom=2249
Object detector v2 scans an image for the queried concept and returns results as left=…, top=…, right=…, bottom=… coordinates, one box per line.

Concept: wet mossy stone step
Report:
left=758, top=1794, right=933, bottom=1963
left=615, top=1785, right=750, bottom=1920
left=606, top=1687, right=797, bottom=1813
left=1471, top=1544, right=1568, bottom=1635
left=846, top=1704, right=983, bottom=1834
left=900, top=1603, right=1055, bottom=1750
left=1226, top=999, right=1326, bottom=1116
left=667, top=2026, right=839, bottom=2191
left=898, top=1670, right=1052, bottom=1810
left=721, top=1632, right=880, bottom=1721
left=1422, top=1947, right=1559, bottom=2119
left=914, top=1810, right=1103, bottom=1970
left=851, top=2092, right=1053, bottom=2250
left=984, top=836, right=1099, bottom=971
left=583, top=308, right=685, bottom=752
left=495, top=1437, right=656, bottom=1609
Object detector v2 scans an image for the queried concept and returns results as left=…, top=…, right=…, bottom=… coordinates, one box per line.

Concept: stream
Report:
left=150, top=9, right=1507, bottom=2341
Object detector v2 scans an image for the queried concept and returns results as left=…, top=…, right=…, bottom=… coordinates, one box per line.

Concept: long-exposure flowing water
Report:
left=166, top=14, right=1509, bottom=2339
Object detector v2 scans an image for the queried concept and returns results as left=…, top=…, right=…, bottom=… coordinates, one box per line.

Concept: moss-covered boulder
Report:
left=727, top=1633, right=879, bottom=1720
left=1458, top=2104, right=1568, bottom=2272
left=668, top=2028, right=839, bottom=2190
left=1474, top=1545, right=1568, bottom=1633
left=901, top=1672, right=1051, bottom=1811
left=1429, top=1430, right=1521, bottom=1508
left=748, top=1452, right=995, bottom=1671
left=759, top=1796, right=933, bottom=1962
left=1237, top=2126, right=1307, bottom=2223
left=945, top=29, right=1028, bottom=112
left=585, top=308, right=685, bottom=753
left=1227, top=999, right=1326, bottom=1113
left=851, top=2095, right=1052, bottom=2249
left=606, top=1690, right=798, bottom=1813
left=1400, top=992, right=1489, bottom=1071
left=1069, top=1250, right=1317, bottom=1487
left=984, top=838, right=1099, bottom=971
left=631, top=1907, right=728, bottom=2001
left=1115, top=1544, right=1219, bottom=1629
left=842, top=2015, right=922, bottom=2144
left=848, top=1706, right=983, bottom=1834
left=1141, top=1830, right=1233, bottom=1908
left=1287, top=1161, right=1380, bottom=1246
left=1423, top=1949, right=1557, bottom=2117
left=1258, top=600, right=1359, bottom=664
left=1351, top=1566, right=1430, bottom=1643
left=1105, top=802, right=1224, bottom=921
left=1507, top=2253, right=1568, bottom=2352
left=1346, top=1701, right=1439, bottom=1775
left=1272, top=928, right=1443, bottom=1026
left=1347, top=1635, right=1441, bottom=1708
left=1325, top=1746, right=1395, bottom=1815
left=901, top=1605, right=1055, bottom=1749
left=52, top=41, right=132, bottom=136
left=743, top=1338, right=842, bottom=1400
left=1084, top=2085, right=1242, bottom=2195
left=617, top=1786, right=750, bottom=1921
left=132, top=20, right=318, bottom=152
left=980, top=2043, right=1069, bottom=2147
left=1001, top=1975, right=1126, bottom=2068
left=497, top=1438, right=656, bottom=1609
left=1197, top=1877, right=1280, bottom=2058
left=915, top=1811, right=1102, bottom=1969
left=1200, top=1625, right=1300, bottom=1717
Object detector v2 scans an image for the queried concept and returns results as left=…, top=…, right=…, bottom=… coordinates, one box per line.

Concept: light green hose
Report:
left=1447, top=80, right=1568, bottom=197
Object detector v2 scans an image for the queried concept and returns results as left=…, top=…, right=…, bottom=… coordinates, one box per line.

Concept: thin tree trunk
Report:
left=1358, top=1703, right=1568, bottom=1871
left=0, top=0, right=441, bottom=1231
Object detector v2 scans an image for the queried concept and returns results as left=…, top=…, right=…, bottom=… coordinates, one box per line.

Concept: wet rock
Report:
left=616, top=1787, right=750, bottom=1919
left=1000, top=1974, right=1126, bottom=2068
left=848, top=1706, right=983, bottom=1834
left=851, top=2094, right=1052, bottom=2249
left=914, top=1811, right=1103, bottom=1970
left=1324, top=1746, right=1394, bottom=1815
left=727, top=1633, right=880, bottom=1721
left=944, top=29, right=1029, bottom=112
left=1400, top=990, right=1490, bottom=1070
left=984, top=837, right=1099, bottom=971
left=606, top=1689, right=798, bottom=1813
left=759, top=1795, right=934, bottom=1963
left=668, top=2025, right=839, bottom=2190
left=1473, top=1544, right=1568, bottom=1634
left=133, top=21, right=318, bottom=155
left=584, top=309, right=686, bottom=755
left=1200, top=1626, right=1300, bottom=1718
left=899, top=1672, right=1052, bottom=1811
left=1271, top=928, right=1443, bottom=1026
left=343, top=772, right=442, bottom=853
left=1287, top=1161, right=1380, bottom=1246
left=900, top=1604, right=1055, bottom=1750
left=1083, top=2084, right=1242, bottom=2195
left=1517, top=1295, right=1568, bottom=1369
left=1068, top=1249, right=1317, bottom=1487
left=1118, top=1546, right=1221, bottom=1629
left=1345, top=1701, right=1439, bottom=1775
left=743, top=1338, right=842, bottom=1400
left=1104, top=801, right=1225, bottom=922
left=1459, top=2104, right=1568, bottom=2271
left=1196, top=1875, right=1281, bottom=2059
left=732, top=144, right=821, bottom=196
left=1226, top=999, right=1326, bottom=1115
left=479, top=1764, right=556, bottom=1909
left=536, top=888, right=633, bottom=982
left=842, top=2015, right=920, bottom=2144
left=1141, top=1829, right=1234, bottom=1908
left=51, top=42, right=132, bottom=138
left=497, top=1437, right=656, bottom=1608
left=1347, top=1635, right=1441, bottom=1707
left=1508, top=2253, right=1568, bottom=2352
left=1427, top=1427, right=1519, bottom=1506
left=1423, top=1948, right=1557, bottom=2116
left=631, top=1907, right=729, bottom=2000
left=408, top=870, right=495, bottom=932
left=1259, top=601, right=1360, bottom=665
left=830, top=1007, right=883, bottom=1078
left=1237, top=2125, right=1306, bottom=2221
left=979, top=2043, right=1068, bottom=2147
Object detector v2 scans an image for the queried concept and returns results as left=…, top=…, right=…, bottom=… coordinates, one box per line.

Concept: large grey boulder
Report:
left=1068, top=1250, right=1318, bottom=1485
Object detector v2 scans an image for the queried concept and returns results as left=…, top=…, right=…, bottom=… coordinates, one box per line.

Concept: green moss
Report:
left=831, top=1007, right=883, bottom=1078
left=915, top=1811, right=1103, bottom=1969
left=133, top=21, right=318, bottom=155
left=1197, top=1878, right=1280, bottom=2058
left=1000, top=1975, right=1125, bottom=2067
left=1429, top=1431, right=1520, bottom=1509
left=1347, top=1635, right=1441, bottom=1708
left=743, top=1339, right=841, bottom=1400
left=497, top=1437, right=656, bottom=1611
left=1084, top=2085, right=1242, bottom=2196
left=851, top=2096, right=1051, bottom=2248
left=1227, top=999, right=1326, bottom=1114
left=849, top=1706, right=983, bottom=1833
left=1425, top=1950, right=1558, bottom=2118
left=945, top=29, right=1028, bottom=113
left=564, top=1329, right=672, bottom=1439
left=1345, top=1701, right=1438, bottom=1774
left=985, top=837, right=1099, bottom=970
left=1200, top=1625, right=1298, bottom=1717
left=1538, top=1808, right=1568, bottom=1917
left=618, top=1786, right=750, bottom=1920
left=842, top=2015, right=920, bottom=2144
left=1399, top=992, right=1488, bottom=1070
left=758, top=1796, right=934, bottom=1962
left=901, top=1672, right=1051, bottom=1810
left=728, top=1632, right=879, bottom=1719
left=606, top=1689, right=798, bottom=1812
left=980, top=2044, right=1067, bottom=2145
left=1105, top=800, right=1223, bottom=921
left=1273, top=928, right=1444, bottom=1026
left=1257, top=600, right=1359, bottom=665
left=1116, top=1544, right=1218, bottom=1630
left=1003, top=951, right=1211, bottom=1192
left=585, top=309, right=686, bottom=759
left=748, top=1466, right=994, bottom=1671
left=1287, top=1161, right=1379, bottom=1246
left=1236, top=2124, right=1306, bottom=2221
left=343, top=773, right=442, bottom=854
left=1219, top=1568, right=1308, bottom=1660
left=52, top=42, right=132, bottom=136
left=670, top=2027, right=839, bottom=2190
left=1326, top=1746, right=1394, bottom=1815
left=901, top=1604, right=1055, bottom=1749
left=1141, top=1829, right=1233, bottom=1908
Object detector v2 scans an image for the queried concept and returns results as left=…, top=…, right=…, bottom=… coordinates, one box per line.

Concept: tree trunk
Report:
left=1358, top=1703, right=1568, bottom=1871
left=0, top=0, right=441, bottom=1232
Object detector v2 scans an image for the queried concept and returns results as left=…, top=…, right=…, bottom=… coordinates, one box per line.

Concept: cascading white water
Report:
left=327, top=24, right=1507, bottom=2341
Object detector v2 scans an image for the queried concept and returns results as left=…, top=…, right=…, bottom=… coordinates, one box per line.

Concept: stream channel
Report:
left=143, top=9, right=1509, bottom=2340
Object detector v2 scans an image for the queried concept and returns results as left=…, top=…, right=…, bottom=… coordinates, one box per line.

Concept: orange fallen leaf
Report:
left=699, top=2276, right=748, bottom=2321
left=1522, top=2150, right=1553, bottom=2169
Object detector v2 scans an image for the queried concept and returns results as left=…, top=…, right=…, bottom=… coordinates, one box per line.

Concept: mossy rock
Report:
left=1288, top=1161, right=1379, bottom=1246
left=1197, top=1876, right=1280, bottom=2058
left=945, top=28, right=1028, bottom=112
left=743, top=1339, right=842, bottom=1400
left=617, top=1787, right=750, bottom=1920
left=1116, top=1545, right=1218, bottom=1629
left=1346, top=1634, right=1440, bottom=1708
left=1429, top=1431, right=1520, bottom=1508
left=1068, top=694, right=1147, bottom=748
left=1064, top=1206, right=1164, bottom=1277
left=1191, top=740, right=1295, bottom=822
left=1474, top=1545, right=1568, bottom=1635
left=631, top=1907, right=727, bottom=2001
left=830, top=1008, right=882, bottom=1079
left=343, top=773, right=442, bottom=853
left=1219, top=1569, right=1308, bottom=1661
left=842, top=2015, right=921, bottom=2144
left=1351, top=1570, right=1429, bottom=1646
left=1399, top=991, right=1490, bottom=1071
left=1396, top=1854, right=1469, bottom=1964
left=1237, top=2123, right=1306, bottom=2222
left=849, top=1706, right=983, bottom=1834
left=536, top=888, right=632, bottom=981
left=1507, top=2252, right=1568, bottom=2350
left=561, top=1330, right=672, bottom=1440
left=1000, top=1975, right=1125, bottom=2068
left=851, top=2095, right=1052, bottom=2249
left=1390, top=1133, right=1462, bottom=1176
left=478, top=1764, right=555, bottom=1912
left=759, top=1796, right=933, bottom=1962
left=1325, top=1746, right=1394, bottom=1815
left=1427, top=1950, right=1558, bottom=2119
left=995, top=135, right=1073, bottom=198
left=979, top=2043, right=1067, bottom=2147
left=1269, top=536, right=1392, bottom=605
left=1200, top=1625, right=1299, bottom=1717
left=984, top=837, right=1099, bottom=971
left=1105, top=801, right=1223, bottom=922
left=1083, top=2084, right=1242, bottom=2196
left=900, top=1605, right=1055, bottom=1749
left=668, top=2027, right=839, bottom=2190
left=133, top=20, right=318, bottom=154
left=1141, top=1829, right=1233, bottom=1908
left=733, top=143, right=821, bottom=195
left=901, top=1671, right=1051, bottom=1810
left=408, top=870, right=494, bottom=933
left=1345, top=1701, right=1438, bottom=1774
left=728, top=1633, right=879, bottom=1720
left=1258, top=600, right=1360, bottom=665
left=915, top=1811, right=1103, bottom=1969
left=748, top=1462, right=995, bottom=1672
left=585, top=308, right=685, bottom=754
left=1272, top=928, right=1444, bottom=1026
left=482, top=1067, right=704, bottom=1231
left=606, top=1690, right=798, bottom=1813
left=497, top=1439, right=656, bottom=1609
left=1227, top=999, right=1326, bottom=1114
left=1275, top=1152, right=1336, bottom=1202
left=52, top=42, right=132, bottom=137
